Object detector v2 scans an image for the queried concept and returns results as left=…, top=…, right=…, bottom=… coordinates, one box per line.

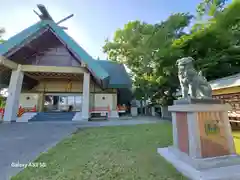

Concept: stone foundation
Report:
left=158, top=100, right=240, bottom=180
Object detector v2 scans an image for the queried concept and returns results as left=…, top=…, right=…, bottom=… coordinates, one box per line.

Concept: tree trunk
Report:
left=144, top=94, right=148, bottom=115
left=140, top=100, right=143, bottom=115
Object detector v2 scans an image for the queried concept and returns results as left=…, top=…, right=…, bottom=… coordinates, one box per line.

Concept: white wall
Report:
left=19, top=93, right=39, bottom=108
left=30, top=79, right=116, bottom=93
left=94, top=94, right=114, bottom=110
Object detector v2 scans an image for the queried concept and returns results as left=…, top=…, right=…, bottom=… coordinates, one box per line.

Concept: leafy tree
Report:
left=0, top=27, right=5, bottom=43
left=196, top=0, right=229, bottom=18
left=0, top=96, right=6, bottom=108
left=103, top=0, right=240, bottom=106
left=192, top=0, right=229, bottom=33
left=103, top=13, right=193, bottom=105
left=174, top=0, right=240, bottom=81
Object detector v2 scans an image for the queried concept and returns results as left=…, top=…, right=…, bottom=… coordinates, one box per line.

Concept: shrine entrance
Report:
left=43, top=94, right=82, bottom=112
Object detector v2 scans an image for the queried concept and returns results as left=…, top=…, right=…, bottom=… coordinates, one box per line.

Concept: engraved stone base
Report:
left=174, top=97, right=222, bottom=105
left=168, top=146, right=240, bottom=170
left=158, top=146, right=240, bottom=180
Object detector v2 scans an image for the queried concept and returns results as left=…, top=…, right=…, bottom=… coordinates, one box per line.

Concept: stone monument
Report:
left=131, top=99, right=138, bottom=117
left=157, top=57, right=240, bottom=180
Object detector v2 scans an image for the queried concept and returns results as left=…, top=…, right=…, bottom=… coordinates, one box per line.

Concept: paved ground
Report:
left=0, top=122, right=78, bottom=180
left=0, top=117, right=161, bottom=180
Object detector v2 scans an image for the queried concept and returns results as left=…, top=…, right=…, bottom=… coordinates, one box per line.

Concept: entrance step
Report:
left=89, top=117, right=108, bottom=121
left=30, top=112, right=76, bottom=121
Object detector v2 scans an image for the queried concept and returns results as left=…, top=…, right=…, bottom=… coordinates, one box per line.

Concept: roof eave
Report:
left=0, top=20, right=110, bottom=86
left=0, top=21, right=47, bottom=56
left=45, top=20, right=110, bottom=81
left=107, top=84, right=132, bottom=89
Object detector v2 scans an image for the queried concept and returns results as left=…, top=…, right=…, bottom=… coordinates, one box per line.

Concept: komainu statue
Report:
left=176, top=57, right=212, bottom=99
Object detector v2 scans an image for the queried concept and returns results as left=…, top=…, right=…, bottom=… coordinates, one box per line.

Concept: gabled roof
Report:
left=96, top=60, right=132, bottom=88
left=176, top=73, right=240, bottom=96
left=0, top=20, right=109, bottom=83
left=209, top=73, right=240, bottom=90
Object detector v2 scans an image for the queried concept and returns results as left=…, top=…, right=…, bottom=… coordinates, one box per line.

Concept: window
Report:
left=59, top=96, right=67, bottom=105
left=67, top=96, right=74, bottom=105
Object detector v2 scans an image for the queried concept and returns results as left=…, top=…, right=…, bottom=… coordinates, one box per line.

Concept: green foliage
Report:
left=104, top=0, right=240, bottom=105
left=103, top=14, right=192, bottom=105
left=196, top=0, right=228, bottom=18
left=174, top=0, right=240, bottom=81
left=0, top=96, right=6, bottom=108
left=0, top=27, right=5, bottom=43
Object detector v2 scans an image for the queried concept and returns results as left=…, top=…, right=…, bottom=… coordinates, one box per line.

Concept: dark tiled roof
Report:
left=96, top=60, right=132, bottom=88
left=0, top=20, right=131, bottom=89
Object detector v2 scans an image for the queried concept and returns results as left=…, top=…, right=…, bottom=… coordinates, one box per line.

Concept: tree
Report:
left=196, top=0, right=228, bottom=18
left=0, top=96, right=6, bottom=108
left=103, top=13, right=193, bottom=105
left=192, top=0, right=229, bottom=33
left=0, top=27, right=5, bottom=43
left=173, top=0, right=240, bottom=81
left=103, top=0, right=240, bottom=106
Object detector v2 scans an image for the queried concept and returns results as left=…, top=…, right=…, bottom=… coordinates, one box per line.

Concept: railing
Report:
left=117, top=105, right=127, bottom=113
left=0, top=105, right=37, bottom=119
left=90, top=106, right=110, bottom=113
left=228, top=111, right=240, bottom=122
left=89, top=106, right=110, bottom=118
left=0, top=108, right=4, bottom=119
left=89, top=105, right=128, bottom=113
left=213, top=94, right=240, bottom=123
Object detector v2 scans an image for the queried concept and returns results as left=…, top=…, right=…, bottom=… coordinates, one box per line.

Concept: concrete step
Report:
left=29, top=112, right=76, bottom=121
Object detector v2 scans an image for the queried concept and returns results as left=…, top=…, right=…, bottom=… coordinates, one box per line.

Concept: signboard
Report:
left=101, top=112, right=106, bottom=116
left=204, top=120, right=220, bottom=135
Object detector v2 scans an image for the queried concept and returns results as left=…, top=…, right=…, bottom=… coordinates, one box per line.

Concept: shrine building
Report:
left=0, top=20, right=131, bottom=122
left=210, top=73, right=240, bottom=123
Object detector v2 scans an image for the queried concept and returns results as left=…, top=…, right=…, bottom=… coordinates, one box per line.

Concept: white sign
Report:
left=101, top=112, right=106, bottom=116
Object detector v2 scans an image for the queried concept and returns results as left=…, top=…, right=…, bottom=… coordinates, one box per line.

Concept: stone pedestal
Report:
left=151, top=107, right=155, bottom=116
left=108, top=110, right=119, bottom=119
left=158, top=99, right=240, bottom=180
left=131, top=107, right=138, bottom=116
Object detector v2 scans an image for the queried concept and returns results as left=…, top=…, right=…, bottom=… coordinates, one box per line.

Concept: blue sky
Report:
left=0, top=0, right=203, bottom=59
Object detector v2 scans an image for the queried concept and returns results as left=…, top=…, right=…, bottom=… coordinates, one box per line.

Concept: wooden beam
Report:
left=73, top=73, right=82, bottom=81
left=20, top=65, right=86, bottom=74
left=0, top=56, right=18, bottom=70
left=24, top=73, right=41, bottom=80
left=25, top=72, right=83, bottom=80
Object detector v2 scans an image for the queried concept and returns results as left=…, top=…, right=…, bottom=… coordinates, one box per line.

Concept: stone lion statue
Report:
left=176, top=57, right=212, bottom=99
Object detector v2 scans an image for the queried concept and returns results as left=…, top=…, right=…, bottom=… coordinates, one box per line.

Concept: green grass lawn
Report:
left=12, top=122, right=186, bottom=180
left=233, top=131, right=240, bottom=154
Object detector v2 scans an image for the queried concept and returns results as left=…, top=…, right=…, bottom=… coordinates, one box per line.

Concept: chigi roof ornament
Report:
left=33, top=4, right=74, bottom=30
